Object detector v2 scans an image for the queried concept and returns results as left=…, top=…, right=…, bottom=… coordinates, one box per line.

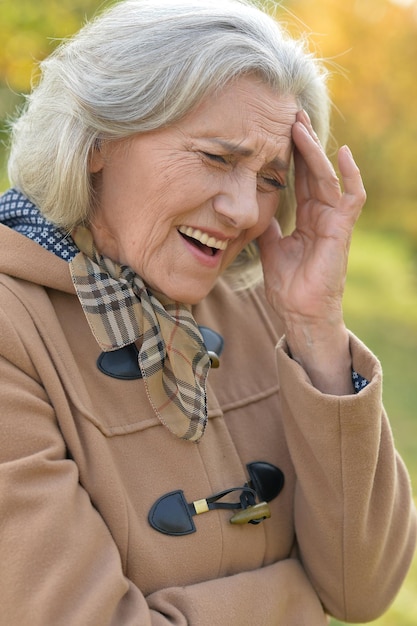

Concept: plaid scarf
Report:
left=69, top=227, right=210, bottom=442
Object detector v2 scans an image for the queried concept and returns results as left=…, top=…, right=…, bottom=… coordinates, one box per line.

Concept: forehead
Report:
left=175, top=76, right=298, bottom=158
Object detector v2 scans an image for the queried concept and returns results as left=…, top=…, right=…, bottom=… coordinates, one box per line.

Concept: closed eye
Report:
left=201, top=152, right=228, bottom=164
left=259, top=175, right=286, bottom=190
left=201, top=150, right=286, bottom=190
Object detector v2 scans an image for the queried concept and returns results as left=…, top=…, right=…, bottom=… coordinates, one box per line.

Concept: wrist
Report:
left=284, top=319, right=353, bottom=395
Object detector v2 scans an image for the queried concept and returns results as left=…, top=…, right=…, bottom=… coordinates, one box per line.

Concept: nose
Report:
left=213, top=172, right=259, bottom=230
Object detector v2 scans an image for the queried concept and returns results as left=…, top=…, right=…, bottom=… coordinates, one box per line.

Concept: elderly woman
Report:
left=0, top=0, right=415, bottom=624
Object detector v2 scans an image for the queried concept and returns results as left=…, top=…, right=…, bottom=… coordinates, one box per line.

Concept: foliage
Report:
left=284, top=0, right=417, bottom=240
left=0, top=0, right=116, bottom=182
left=0, top=0, right=109, bottom=91
left=2, top=0, right=417, bottom=238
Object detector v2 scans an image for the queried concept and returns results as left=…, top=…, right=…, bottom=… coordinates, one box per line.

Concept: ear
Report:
left=89, top=143, right=105, bottom=173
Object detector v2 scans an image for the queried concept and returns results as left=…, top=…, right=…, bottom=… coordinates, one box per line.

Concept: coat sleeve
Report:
left=0, top=297, right=329, bottom=626
left=275, top=331, right=417, bottom=623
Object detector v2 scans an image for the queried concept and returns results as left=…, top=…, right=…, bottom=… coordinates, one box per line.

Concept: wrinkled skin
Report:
left=258, top=109, right=366, bottom=394
left=91, top=77, right=366, bottom=395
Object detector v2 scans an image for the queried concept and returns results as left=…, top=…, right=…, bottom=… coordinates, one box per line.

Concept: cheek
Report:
left=251, top=195, right=279, bottom=238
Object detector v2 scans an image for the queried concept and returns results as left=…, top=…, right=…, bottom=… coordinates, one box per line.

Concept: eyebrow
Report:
left=206, top=138, right=290, bottom=170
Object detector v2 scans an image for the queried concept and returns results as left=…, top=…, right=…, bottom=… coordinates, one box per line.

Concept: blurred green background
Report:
left=1, top=0, right=416, bottom=623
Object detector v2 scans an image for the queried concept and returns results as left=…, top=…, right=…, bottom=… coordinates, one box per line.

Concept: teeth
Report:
left=178, top=226, right=228, bottom=250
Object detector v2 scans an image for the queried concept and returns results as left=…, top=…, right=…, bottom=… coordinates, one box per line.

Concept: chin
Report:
left=172, top=292, right=208, bottom=306
left=148, top=271, right=218, bottom=305
left=161, top=284, right=212, bottom=306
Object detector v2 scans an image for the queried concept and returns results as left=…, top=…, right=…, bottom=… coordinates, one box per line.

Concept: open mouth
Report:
left=178, top=226, right=228, bottom=257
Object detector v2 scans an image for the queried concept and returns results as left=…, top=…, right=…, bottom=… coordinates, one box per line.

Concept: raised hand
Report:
left=257, top=110, right=367, bottom=394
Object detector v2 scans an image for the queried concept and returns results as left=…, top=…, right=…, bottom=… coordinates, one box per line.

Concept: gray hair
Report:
left=7, top=0, right=330, bottom=285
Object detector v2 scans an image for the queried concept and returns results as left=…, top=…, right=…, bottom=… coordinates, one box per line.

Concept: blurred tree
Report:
left=0, top=0, right=116, bottom=183
left=1, top=0, right=417, bottom=238
left=284, top=0, right=417, bottom=238
left=0, top=0, right=116, bottom=91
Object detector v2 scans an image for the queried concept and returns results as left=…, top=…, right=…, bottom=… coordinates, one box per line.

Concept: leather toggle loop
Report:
left=196, top=485, right=257, bottom=514
left=148, top=461, right=284, bottom=536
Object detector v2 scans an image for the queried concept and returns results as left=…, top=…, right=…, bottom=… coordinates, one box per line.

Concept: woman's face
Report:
left=90, top=76, right=298, bottom=304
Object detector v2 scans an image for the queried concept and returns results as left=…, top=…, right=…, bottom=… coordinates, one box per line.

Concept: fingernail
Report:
left=299, top=109, right=311, bottom=124
left=296, top=109, right=305, bottom=122
left=296, top=121, right=309, bottom=134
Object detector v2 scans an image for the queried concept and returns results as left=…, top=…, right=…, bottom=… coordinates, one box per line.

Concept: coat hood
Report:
left=0, top=189, right=75, bottom=294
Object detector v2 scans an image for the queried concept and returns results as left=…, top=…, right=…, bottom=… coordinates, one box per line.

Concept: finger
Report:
left=293, top=121, right=335, bottom=182
left=297, top=112, right=365, bottom=208
left=293, top=143, right=310, bottom=204
left=292, top=121, right=340, bottom=203
left=296, top=109, right=321, bottom=146
left=292, top=116, right=317, bottom=203
left=338, top=145, right=367, bottom=205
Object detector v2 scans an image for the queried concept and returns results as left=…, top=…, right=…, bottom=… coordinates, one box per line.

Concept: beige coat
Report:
left=0, top=223, right=415, bottom=625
